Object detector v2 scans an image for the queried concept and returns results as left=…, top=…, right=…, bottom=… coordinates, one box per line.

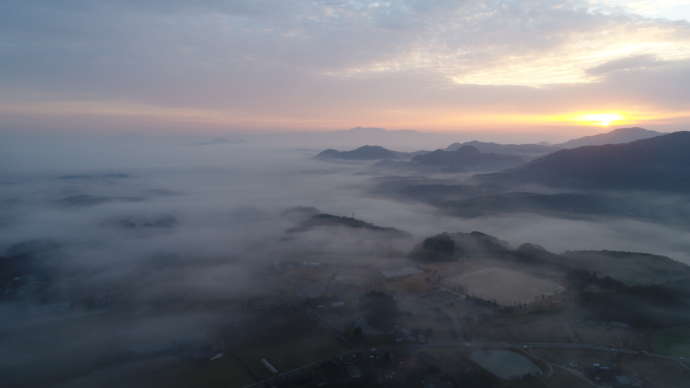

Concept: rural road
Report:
left=242, top=340, right=689, bottom=388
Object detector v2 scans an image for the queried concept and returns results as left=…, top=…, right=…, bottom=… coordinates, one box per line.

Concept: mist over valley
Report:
left=4, top=1, right=690, bottom=386
left=3, top=128, right=690, bottom=387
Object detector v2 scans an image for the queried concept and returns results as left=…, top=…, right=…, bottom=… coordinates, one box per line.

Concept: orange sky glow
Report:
left=2, top=101, right=688, bottom=135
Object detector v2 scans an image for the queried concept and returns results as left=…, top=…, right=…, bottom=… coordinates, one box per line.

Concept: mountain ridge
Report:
left=316, top=145, right=406, bottom=160
left=480, top=131, right=690, bottom=192
left=557, top=127, right=662, bottom=148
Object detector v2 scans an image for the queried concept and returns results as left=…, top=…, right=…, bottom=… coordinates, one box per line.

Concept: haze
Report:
left=3, top=2, right=690, bottom=388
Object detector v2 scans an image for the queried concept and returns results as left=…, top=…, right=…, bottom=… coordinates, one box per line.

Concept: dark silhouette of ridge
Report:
left=480, top=131, right=690, bottom=192
left=557, top=127, right=662, bottom=148
left=316, top=145, right=405, bottom=160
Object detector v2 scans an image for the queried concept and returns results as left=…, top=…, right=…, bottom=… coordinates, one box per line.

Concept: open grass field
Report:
left=444, top=267, right=564, bottom=306
left=654, top=327, right=690, bottom=358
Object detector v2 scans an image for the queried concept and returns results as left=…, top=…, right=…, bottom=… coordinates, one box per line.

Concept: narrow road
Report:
left=418, top=341, right=689, bottom=363
left=241, top=340, right=689, bottom=388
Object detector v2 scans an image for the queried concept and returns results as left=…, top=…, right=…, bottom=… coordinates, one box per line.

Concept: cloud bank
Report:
left=1, top=0, right=690, bottom=132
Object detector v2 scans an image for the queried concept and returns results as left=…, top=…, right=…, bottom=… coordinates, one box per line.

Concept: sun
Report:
left=577, top=113, right=624, bottom=126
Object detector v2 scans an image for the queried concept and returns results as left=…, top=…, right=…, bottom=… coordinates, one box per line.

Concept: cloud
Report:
left=2, top=0, right=690, bottom=131
left=591, top=0, right=690, bottom=21
left=586, top=54, right=663, bottom=75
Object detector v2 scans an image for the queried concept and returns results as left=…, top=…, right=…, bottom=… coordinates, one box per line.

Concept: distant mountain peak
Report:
left=446, top=140, right=557, bottom=157
left=558, top=126, right=662, bottom=148
left=348, top=126, right=388, bottom=133
left=353, top=145, right=389, bottom=151
left=316, top=144, right=405, bottom=160
left=608, top=126, right=651, bottom=133
left=344, top=126, right=419, bottom=135
left=453, top=145, right=481, bottom=155
left=411, top=145, right=523, bottom=172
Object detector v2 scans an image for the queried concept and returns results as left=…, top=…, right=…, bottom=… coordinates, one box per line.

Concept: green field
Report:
left=654, top=327, right=690, bottom=357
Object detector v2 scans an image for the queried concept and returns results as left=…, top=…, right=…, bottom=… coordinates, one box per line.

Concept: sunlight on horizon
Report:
left=576, top=113, right=625, bottom=126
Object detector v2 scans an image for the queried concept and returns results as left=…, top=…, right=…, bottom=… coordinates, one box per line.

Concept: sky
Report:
left=2, top=0, right=690, bottom=135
